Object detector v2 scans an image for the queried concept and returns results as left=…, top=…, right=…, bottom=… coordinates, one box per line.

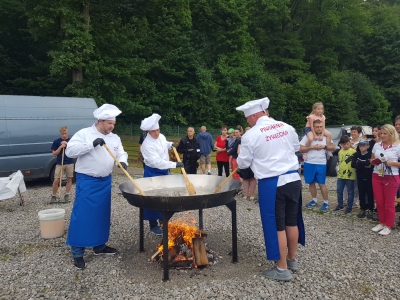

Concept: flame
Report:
left=157, top=217, right=201, bottom=253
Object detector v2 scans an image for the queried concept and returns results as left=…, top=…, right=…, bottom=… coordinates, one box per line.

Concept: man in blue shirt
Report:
left=197, top=126, right=214, bottom=175
left=51, top=126, right=74, bottom=203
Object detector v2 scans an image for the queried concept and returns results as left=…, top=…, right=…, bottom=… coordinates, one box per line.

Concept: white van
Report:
left=0, top=95, right=98, bottom=181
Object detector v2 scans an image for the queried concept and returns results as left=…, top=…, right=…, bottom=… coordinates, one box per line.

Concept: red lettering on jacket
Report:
left=265, top=130, right=288, bottom=142
left=260, top=123, right=285, bottom=133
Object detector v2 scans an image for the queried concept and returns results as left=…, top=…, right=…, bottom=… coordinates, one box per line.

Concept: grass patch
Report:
left=364, top=285, right=372, bottom=292
left=18, top=244, right=51, bottom=254
left=0, top=254, right=10, bottom=261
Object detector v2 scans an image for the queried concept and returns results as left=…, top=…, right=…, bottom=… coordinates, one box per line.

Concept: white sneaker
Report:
left=378, top=227, right=391, bottom=236
left=372, top=224, right=385, bottom=232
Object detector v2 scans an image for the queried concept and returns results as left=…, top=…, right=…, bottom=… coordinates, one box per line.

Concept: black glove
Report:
left=172, top=143, right=178, bottom=148
left=93, top=138, right=105, bottom=147
left=119, top=162, right=128, bottom=170
left=176, top=162, right=184, bottom=168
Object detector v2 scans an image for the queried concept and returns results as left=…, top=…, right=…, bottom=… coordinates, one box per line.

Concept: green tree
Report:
left=358, top=4, right=400, bottom=116
left=281, top=73, right=333, bottom=129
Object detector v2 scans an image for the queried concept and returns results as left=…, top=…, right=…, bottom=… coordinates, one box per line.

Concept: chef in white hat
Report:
left=65, top=103, right=128, bottom=269
left=140, top=113, right=183, bottom=235
left=236, top=97, right=305, bottom=282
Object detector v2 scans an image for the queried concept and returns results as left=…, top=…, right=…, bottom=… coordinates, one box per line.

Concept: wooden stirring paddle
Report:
left=103, top=144, right=146, bottom=196
left=172, top=146, right=196, bottom=195
left=214, top=166, right=239, bottom=194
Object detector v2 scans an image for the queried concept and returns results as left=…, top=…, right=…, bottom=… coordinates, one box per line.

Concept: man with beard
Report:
left=65, top=104, right=128, bottom=269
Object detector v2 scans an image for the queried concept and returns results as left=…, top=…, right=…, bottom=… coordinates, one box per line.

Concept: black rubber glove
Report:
left=93, top=138, right=105, bottom=147
left=176, top=162, right=184, bottom=168
left=172, top=143, right=178, bottom=148
left=119, top=162, right=128, bottom=170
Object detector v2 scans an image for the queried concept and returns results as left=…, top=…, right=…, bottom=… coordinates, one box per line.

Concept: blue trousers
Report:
left=337, top=178, right=355, bottom=208
left=71, top=244, right=106, bottom=258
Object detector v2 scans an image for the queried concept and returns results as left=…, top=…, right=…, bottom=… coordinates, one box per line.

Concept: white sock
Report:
left=312, top=198, right=318, bottom=203
left=324, top=200, right=329, bottom=204
left=276, top=266, right=287, bottom=272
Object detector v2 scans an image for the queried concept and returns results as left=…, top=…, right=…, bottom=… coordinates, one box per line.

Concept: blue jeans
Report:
left=71, top=244, right=106, bottom=258
left=337, top=179, right=355, bottom=208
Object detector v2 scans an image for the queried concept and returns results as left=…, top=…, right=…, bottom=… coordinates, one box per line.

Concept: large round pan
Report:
left=119, top=174, right=241, bottom=212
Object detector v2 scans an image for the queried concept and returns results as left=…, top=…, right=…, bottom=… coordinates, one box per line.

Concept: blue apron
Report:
left=66, top=173, right=112, bottom=247
left=258, top=170, right=306, bottom=261
left=143, top=165, right=166, bottom=220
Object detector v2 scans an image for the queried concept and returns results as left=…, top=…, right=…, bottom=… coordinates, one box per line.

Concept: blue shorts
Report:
left=303, top=162, right=326, bottom=184
left=305, top=127, right=312, bottom=134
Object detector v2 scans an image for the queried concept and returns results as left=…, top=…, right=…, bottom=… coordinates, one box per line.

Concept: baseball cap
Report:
left=358, top=139, right=369, bottom=146
left=228, top=128, right=234, bottom=134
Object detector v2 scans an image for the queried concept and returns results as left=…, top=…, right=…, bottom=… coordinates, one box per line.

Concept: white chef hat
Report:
left=93, top=104, right=122, bottom=121
left=140, top=113, right=161, bottom=131
left=236, top=97, right=270, bottom=117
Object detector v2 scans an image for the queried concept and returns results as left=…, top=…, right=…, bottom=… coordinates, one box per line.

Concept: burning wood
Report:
left=193, top=237, right=209, bottom=266
left=151, top=218, right=211, bottom=268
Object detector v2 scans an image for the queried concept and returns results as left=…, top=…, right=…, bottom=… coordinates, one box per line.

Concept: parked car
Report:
left=0, top=95, right=98, bottom=182
left=299, top=125, right=373, bottom=177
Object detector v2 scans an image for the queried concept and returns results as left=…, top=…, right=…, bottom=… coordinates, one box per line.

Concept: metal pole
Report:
left=226, top=200, right=238, bottom=263
left=162, top=211, right=175, bottom=281
left=198, top=209, right=203, bottom=230
left=139, top=208, right=144, bottom=252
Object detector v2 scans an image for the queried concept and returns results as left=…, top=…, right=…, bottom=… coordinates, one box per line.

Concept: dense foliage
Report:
left=0, top=0, right=399, bottom=129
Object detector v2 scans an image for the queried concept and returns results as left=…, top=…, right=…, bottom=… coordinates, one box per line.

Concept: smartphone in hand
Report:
left=366, top=134, right=374, bottom=139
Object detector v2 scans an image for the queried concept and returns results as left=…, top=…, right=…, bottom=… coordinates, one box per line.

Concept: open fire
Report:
left=151, top=217, right=211, bottom=268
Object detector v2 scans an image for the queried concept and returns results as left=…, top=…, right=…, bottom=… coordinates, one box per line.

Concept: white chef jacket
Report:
left=299, top=135, right=327, bottom=165
left=237, top=116, right=300, bottom=186
left=141, top=133, right=177, bottom=169
left=66, top=124, right=128, bottom=177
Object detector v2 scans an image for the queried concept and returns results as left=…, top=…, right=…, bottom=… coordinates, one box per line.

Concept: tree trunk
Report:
left=71, top=1, right=90, bottom=83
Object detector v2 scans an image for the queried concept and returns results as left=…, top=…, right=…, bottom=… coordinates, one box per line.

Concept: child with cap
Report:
left=351, top=139, right=374, bottom=218
left=334, top=135, right=357, bottom=214
left=226, top=128, right=236, bottom=170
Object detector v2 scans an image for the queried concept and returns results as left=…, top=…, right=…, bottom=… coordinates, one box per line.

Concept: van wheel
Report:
left=327, top=156, right=338, bottom=177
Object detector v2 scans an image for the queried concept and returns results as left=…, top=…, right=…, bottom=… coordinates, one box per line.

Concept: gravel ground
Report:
left=1, top=168, right=399, bottom=299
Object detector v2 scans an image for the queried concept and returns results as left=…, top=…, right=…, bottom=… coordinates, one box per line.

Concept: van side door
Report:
left=0, top=96, right=10, bottom=177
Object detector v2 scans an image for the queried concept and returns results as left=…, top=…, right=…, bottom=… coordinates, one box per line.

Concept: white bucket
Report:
left=38, top=209, right=65, bottom=239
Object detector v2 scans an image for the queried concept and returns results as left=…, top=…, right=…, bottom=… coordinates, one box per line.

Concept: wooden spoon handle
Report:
left=103, top=144, right=146, bottom=196
left=172, top=146, right=196, bottom=195
left=214, top=166, right=239, bottom=194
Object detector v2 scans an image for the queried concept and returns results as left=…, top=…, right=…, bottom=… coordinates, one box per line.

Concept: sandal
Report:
left=242, top=196, right=248, bottom=200
left=249, top=197, right=255, bottom=201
